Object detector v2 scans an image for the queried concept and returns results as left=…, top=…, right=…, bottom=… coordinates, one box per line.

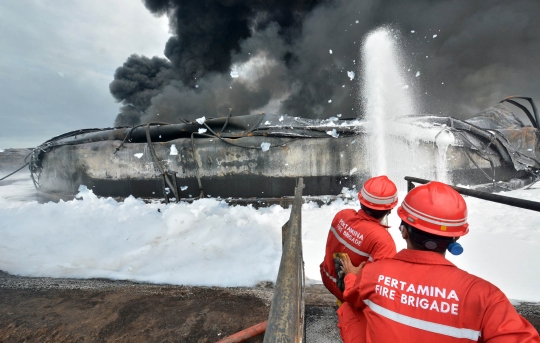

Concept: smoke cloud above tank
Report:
left=110, top=0, right=540, bottom=126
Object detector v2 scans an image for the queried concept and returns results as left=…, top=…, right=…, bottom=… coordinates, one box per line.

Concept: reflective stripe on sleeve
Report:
left=363, top=299, right=481, bottom=341
left=330, top=226, right=374, bottom=262
left=322, top=266, right=337, bottom=283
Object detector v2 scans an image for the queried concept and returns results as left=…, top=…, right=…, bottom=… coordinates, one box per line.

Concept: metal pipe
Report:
left=407, top=180, right=415, bottom=193
left=215, top=320, right=268, bottom=343
left=500, top=96, right=540, bottom=130
left=404, top=176, right=540, bottom=212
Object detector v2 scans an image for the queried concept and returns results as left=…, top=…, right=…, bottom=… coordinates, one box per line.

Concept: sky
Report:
left=0, top=0, right=169, bottom=149
left=0, top=170, right=539, bottom=303
left=2, top=0, right=540, bottom=149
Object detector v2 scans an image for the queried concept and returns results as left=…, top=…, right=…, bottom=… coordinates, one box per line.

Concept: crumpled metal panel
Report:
left=465, top=104, right=540, bottom=170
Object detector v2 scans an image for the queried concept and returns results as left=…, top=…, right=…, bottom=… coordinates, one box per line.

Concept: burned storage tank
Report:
left=28, top=96, right=540, bottom=202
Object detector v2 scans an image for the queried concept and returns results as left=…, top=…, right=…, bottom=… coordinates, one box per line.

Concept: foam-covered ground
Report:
left=1, top=171, right=539, bottom=303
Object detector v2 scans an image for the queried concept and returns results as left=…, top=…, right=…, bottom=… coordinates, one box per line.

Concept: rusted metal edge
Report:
left=264, top=178, right=305, bottom=343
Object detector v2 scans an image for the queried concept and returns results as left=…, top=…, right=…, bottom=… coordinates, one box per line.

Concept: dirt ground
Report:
left=0, top=271, right=274, bottom=343
left=0, top=271, right=538, bottom=343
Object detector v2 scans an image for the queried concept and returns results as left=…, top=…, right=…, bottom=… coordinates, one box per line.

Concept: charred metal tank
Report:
left=30, top=114, right=369, bottom=202
left=28, top=96, right=540, bottom=202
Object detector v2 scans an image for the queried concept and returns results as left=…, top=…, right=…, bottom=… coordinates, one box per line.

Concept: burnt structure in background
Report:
left=24, top=97, right=540, bottom=203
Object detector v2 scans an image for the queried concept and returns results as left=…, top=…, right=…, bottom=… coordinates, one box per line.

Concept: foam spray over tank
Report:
left=361, top=27, right=451, bottom=189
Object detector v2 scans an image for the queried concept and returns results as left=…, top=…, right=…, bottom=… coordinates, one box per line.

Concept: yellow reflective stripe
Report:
left=364, top=299, right=481, bottom=341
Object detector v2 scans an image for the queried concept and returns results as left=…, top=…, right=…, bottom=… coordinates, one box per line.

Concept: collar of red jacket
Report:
left=393, top=249, right=456, bottom=267
left=357, top=209, right=391, bottom=229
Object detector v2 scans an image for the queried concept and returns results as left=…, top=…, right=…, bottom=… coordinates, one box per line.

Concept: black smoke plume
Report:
left=110, top=0, right=540, bottom=126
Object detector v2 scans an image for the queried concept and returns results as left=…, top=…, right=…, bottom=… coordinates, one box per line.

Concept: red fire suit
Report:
left=320, top=209, right=396, bottom=302
left=338, top=249, right=540, bottom=343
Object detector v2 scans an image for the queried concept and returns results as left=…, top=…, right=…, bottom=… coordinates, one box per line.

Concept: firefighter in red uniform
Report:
left=320, top=175, right=398, bottom=303
left=338, top=181, right=540, bottom=343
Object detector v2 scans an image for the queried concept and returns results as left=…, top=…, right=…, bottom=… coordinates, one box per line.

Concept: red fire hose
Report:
left=215, top=320, right=268, bottom=343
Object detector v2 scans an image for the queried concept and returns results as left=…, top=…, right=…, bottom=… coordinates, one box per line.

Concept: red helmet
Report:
left=397, top=181, right=469, bottom=237
left=358, top=175, right=398, bottom=210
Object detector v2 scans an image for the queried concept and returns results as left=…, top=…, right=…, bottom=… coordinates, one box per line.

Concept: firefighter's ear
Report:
left=400, top=225, right=409, bottom=240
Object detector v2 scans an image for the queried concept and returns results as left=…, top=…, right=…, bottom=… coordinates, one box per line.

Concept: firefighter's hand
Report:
left=341, top=254, right=365, bottom=275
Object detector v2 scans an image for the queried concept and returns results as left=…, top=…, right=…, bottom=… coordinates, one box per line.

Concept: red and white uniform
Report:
left=338, top=249, right=540, bottom=343
left=319, top=209, right=396, bottom=301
